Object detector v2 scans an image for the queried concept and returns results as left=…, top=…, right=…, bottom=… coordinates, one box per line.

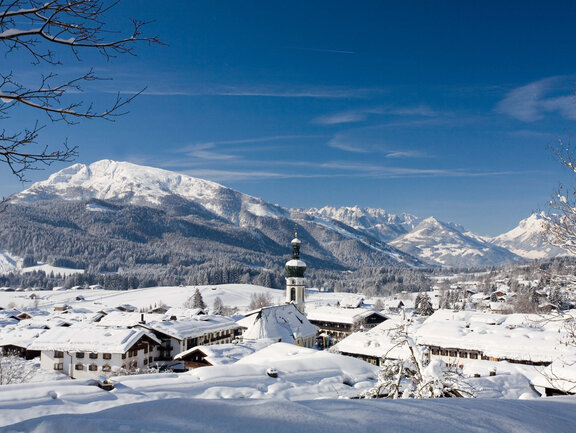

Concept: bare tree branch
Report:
left=0, top=0, right=162, bottom=181
left=544, top=141, right=576, bottom=255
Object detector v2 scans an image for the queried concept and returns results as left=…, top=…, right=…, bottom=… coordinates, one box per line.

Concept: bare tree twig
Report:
left=0, top=0, right=162, bottom=181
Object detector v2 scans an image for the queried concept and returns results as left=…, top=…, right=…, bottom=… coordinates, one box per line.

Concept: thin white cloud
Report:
left=314, top=105, right=441, bottom=126
left=314, top=111, right=368, bottom=125
left=496, top=76, right=576, bottom=122
left=148, top=157, right=529, bottom=183
left=211, top=85, right=382, bottom=99
left=327, top=136, right=371, bottom=153
left=291, top=47, right=356, bottom=55
left=182, top=135, right=319, bottom=150
left=182, top=143, right=237, bottom=161
left=385, top=150, right=429, bottom=159
left=102, top=85, right=383, bottom=99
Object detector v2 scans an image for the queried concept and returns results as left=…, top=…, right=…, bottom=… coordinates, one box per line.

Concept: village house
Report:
left=174, top=340, right=271, bottom=369
left=306, top=305, right=388, bottom=347
left=415, top=310, right=574, bottom=370
left=28, top=325, right=161, bottom=379
left=331, top=319, right=411, bottom=366
left=139, top=315, right=242, bottom=360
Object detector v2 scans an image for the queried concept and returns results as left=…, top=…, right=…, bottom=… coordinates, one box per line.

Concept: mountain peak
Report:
left=492, top=212, right=567, bottom=259
left=12, top=159, right=287, bottom=224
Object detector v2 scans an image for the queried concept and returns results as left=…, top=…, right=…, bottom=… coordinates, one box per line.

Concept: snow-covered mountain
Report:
left=4, top=160, right=567, bottom=271
left=13, top=160, right=287, bottom=225
left=389, top=217, right=522, bottom=267
left=304, top=206, right=420, bottom=242
left=5, top=160, right=423, bottom=276
left=491, top=213, right=569, bottom=260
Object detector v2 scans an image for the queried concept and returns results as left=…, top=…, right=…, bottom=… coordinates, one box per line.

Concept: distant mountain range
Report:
left=0, top=160, right=569, bottom=282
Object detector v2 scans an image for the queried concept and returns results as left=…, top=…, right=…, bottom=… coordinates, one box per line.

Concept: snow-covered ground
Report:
left=0, top=283, right=282, bottom=313
left=2, top=285, right=576, bottom=432
left=1, top=377, right=575, bottom=432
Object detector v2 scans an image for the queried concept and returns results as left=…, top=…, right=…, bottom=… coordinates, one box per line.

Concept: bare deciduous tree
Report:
left=0, top=352, right=37, bottom=385
left=361, top=323, right=475, bottom=399
left=544, top=142, right=576, bottom=255
left=0, top=0, right=161, bottom=180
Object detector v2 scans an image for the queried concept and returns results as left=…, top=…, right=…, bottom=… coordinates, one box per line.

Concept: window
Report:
left=103, top=353, right=111, bottom=360
left=470, top=353, right=478, bottom=360
left=89, top=364, right=98, bottom=371
left=54, top=363, right=63, bottom=370
left=54, top=351, right=64, bottom=358
left=122, top=353, right=126, bottom=359
left=76, top=352, right=84, bottom=358
left=89, top=353, right=98, bottom=359
left=431, top=348, right=440, bottom=355
left=75, top=364, right=84, bottom=371
left=102, top=365, right=111, bottom=372
left=144, top=346, right=148, bottom=354
left=459, top=352, right=467, bottom=358
left=143, top=359, right=148, bottom=365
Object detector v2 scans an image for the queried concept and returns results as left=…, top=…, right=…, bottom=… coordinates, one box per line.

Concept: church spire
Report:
left=285, top=232, right=306, bottom=313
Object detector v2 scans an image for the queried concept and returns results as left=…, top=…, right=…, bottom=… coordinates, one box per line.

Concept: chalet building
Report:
left=174, top=340, right=270, bottom=369
left=331, top=319, right=410, bottom=366
left=415, top=310, right=573, bottom=370
left=139, top=315, right=242, bottom=361
left=0, top=327, right=44, bottom=359
left=28, top=326, right=161, bottom=379
left=238, top=304, right=317, bottom=348
left=306, top=306, right=388, bottom=347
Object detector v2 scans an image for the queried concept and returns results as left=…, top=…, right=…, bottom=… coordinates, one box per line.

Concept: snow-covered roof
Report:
left=331, top=319, right=412, bottom=360
left=238, top=304, right=317, bottom=343
left=28, top=325, right=161, bottom=353
left=142, top=315, right=240, bottom=340
left=306, top=305, right=385, bottom=325
left=415, top=310, right=574, bottom=363
left=96, top=311, right=166, bottom=328
left=0, top=326, right=45, bottom=349
left=339, top=295, right=364, bottom=308
left=174, top=340, right=273, bottom=365
left=531, top=355, right=576, bottom=393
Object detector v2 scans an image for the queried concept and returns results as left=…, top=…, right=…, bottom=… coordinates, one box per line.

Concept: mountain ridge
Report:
left=4, top=160, right=567, bottom=277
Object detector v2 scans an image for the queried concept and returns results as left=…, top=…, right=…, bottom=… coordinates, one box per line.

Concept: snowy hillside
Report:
left=0, top=284, right=282, bottom=313
left=305, top=206, right=420, bottom=242
left=3, top=160, right=567, bottom=271
left=0, top=249, right=20, bottom=274
left=390, top=217, right=521, bottom=267
left=12, top=160, right=287, bottom=225
left=492, top=213, right=569, bottom=260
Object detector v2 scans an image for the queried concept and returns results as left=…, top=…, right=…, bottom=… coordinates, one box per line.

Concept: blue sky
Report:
left=3, top=0, right=576, bottom=235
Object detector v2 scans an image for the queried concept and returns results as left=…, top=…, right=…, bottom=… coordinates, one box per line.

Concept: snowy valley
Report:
left=1, top=160, right=576, bottom=433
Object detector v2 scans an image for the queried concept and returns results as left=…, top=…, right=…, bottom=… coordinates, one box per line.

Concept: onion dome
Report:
left=285, top=233, right=306, bottom=277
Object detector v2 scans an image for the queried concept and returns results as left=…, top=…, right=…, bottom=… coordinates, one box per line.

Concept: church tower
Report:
left=285, top=233, right=306, bottom=313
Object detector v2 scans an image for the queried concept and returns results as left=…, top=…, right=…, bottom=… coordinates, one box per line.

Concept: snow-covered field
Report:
left=2, top=285, right=576, bottom=432
left=0, top=284, right=283, bottom=313
left=1, top=379, right=575, bottom=433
